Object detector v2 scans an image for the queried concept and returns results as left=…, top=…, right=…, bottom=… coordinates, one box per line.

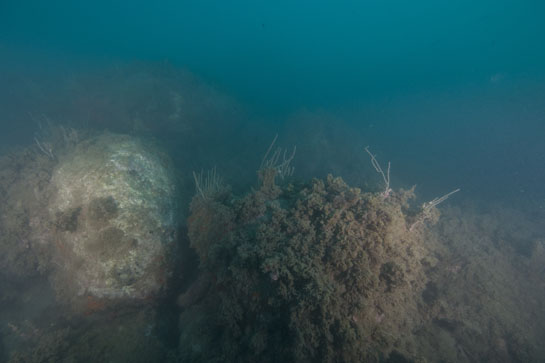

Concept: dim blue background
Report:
left=1, top=0, right=545, bottom=205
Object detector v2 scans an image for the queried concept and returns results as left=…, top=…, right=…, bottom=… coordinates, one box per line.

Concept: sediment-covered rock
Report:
left=46, top=133, right=179, bottom=302
left=180, top=172, right=434, bottom=362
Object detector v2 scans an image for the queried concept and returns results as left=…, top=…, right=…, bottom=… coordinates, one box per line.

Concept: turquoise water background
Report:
left=1, top=0, right=545, bottom=204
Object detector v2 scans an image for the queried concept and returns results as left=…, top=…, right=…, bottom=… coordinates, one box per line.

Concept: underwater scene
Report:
left=1, top=1, right=545, bottom=362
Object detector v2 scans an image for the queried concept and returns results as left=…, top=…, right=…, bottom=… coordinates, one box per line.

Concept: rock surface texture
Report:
left=48, top=133, right=178, bottom=301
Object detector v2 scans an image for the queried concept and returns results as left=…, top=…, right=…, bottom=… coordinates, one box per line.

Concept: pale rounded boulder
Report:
left=47, top=133, right=178, bottom=302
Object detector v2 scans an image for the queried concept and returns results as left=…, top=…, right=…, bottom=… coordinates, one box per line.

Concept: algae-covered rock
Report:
left=181, top=173, right=433, bottom=362
left=47, top=133, right=178, bottom=302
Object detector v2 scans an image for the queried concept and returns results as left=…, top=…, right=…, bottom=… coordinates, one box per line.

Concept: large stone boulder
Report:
left=180, top=173, right=433, bottom=362
left=47, top=133, right=178, bottom=303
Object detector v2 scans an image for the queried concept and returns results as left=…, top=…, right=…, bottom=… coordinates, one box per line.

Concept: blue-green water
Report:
left=1, top=1, right=545, bottom=362
left=2, top=1, right=545, bottom=203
